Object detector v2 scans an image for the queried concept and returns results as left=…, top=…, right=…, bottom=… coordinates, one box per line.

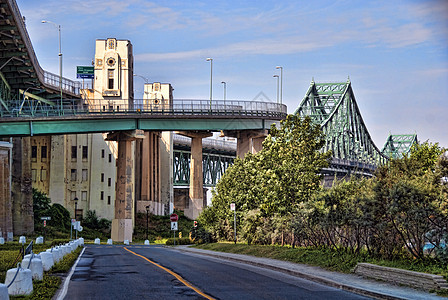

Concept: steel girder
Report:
left=295, top=80, right=387, bottom=168
left=173, top=149, right=234, bottom=187
left=381, top=134, right=418, bottom=159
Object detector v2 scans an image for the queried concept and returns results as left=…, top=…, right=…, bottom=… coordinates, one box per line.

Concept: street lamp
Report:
left=273, top=75, right=279, bottom=104
left=146, top=205, right=150, bottom=240
left=221, top=81, right=226, bottom=104
left=133, top=74, right=149, bottom=83
left=206, top=58, right=213, bottom=110
left=41, top=20, right=63, bottom=111
left=275, top=66, right=283, bottom=104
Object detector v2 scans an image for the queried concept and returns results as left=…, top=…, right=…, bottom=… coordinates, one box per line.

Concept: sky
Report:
left=17, top=0, right=448, bottom=149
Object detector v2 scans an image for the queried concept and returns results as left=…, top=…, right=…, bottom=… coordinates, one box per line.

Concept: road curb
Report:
left=174, top=247, right=406, bottom=300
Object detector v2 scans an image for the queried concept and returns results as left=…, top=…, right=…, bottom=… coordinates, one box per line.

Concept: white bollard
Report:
left=94, top=238, right=100, bottom=245
left=124, top=240, right=129, bottom=245
left=0, top=237, right=5, bottom=245
left=144, top=240, right=150, bottom=245
left=39, top=252, right=54, bottom=271
left=35, top=236, right=44, bottom=244
left=0, top=283, right=9, bottom=300
left=18, top=236, right=26, bottom=244
left=21, top=257, right=43, bottom=281
left=107, top=239, right=113, bottom=245
left=5, top=267, right=33, bottom=296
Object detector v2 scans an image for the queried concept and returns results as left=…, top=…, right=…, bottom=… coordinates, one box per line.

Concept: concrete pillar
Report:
left=11, top=137, right=34, bottom=235
left=177, top=131, right=212, bottom=220
left=0, top=141, right=13, bottom=240
left=235, top=130, right=268, bottom=159
left=108, top=130, right=143, bottom=242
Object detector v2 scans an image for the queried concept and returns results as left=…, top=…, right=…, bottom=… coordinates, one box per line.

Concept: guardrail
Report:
left=1, top=99, right=287, bottom=119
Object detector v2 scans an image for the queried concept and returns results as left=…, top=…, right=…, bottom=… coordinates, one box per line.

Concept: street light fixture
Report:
left=133, top=74, right=149, bottom=83
left=206, top=58, right=213, bottom=110
left=221, top=81, right=226, bottom=104
left=41, top=20, right=63, bottom=111
left=273, top=75, right=279, bottom=104
left=146, top=205, right=150, bottom=240
left=275, top=66, right=283, bottom=104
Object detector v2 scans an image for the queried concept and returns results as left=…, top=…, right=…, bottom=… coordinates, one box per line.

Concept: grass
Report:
left=194, top=243, right=448, bottom=278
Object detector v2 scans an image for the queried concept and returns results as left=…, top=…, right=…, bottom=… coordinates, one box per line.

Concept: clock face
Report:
left=106, top=57, right=116, bottom=67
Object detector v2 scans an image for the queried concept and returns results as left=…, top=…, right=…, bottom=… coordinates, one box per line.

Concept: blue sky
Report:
left=17, top=0, right=448, bottom=148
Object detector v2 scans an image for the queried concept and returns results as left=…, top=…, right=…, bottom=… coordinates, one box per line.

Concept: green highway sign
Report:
left=77, top=66, right=94, bottom=79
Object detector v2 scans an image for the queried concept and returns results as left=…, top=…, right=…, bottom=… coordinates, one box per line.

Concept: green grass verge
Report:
left=1, top=244, right=82, bottom=299
left=194, top=243, right=448, bottom=278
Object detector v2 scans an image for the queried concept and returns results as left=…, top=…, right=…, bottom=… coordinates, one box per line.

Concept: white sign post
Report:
left=171, top=221, right=178, bottom=246
left=231, top=203, right=236, bottom=244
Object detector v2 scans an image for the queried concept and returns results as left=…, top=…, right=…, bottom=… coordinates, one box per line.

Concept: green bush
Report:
left=165, top=237, right=191, bottom=245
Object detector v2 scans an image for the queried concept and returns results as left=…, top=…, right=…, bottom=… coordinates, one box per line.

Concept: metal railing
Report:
left=1, top=99, right=287, bottom=119
left=7, top=0, right=82, bottom=97
left=173, top=134, right=237, bottom=152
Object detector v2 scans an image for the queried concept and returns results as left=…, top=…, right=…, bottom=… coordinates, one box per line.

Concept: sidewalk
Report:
left=174, top=245, right=444, bottom=300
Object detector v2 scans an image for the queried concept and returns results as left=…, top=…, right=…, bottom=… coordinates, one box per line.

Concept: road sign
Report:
left=171, top=222, right=178, bottom=231
left=194, top=221, right=198, bottom=227
left=43, top=220, right=46, bottom=227
left=76, top=66, right=94, bottom=79
left=170, top=213, right=178, bottom=222
left=40, top=216, right=51, bottom=220
left=230, top=203, right=235, bottom=211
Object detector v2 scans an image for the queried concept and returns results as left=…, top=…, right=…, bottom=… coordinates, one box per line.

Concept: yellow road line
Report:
left=123, top=247, right=215, bottom=300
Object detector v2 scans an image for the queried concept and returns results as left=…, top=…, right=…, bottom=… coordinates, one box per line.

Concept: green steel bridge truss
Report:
left=295, top=80, right=388, bottom=173
left=173, top=149, right=235, bottom=187
left=381, top=134, right=418, bottom=159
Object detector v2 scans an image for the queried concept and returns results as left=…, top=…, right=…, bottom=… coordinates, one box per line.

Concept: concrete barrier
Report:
left=18, top=236, right=26, bottom=244
left=4, top=267, right=33, bottom=296
left=0, top=237, right=5, bottom=245
left=70, top=242, right=77, bottom=251
left=0, top=283, right=9, bottom=300
left=107, top=239, right=113, bottom=245
left=79, top=238, right=84, bottom=246
left=144, top=240, right=150, bottom=245
left=39, top=252, right=54, bottom=271
left=94, top=238, right=100, bottom=245
left=354, top=263, right=448, bottom=291
left=21, top=256, right=43, bottom=281
left=124, top=240, right=129, bottom=245
left=35, top=236, right=43, bottom=244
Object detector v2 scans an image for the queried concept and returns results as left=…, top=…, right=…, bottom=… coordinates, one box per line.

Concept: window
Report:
left=41, top=146, right=47, bottom=160
left=101, top=149, right=105, bottom=158
left=82, top=191, right=87, bottom=201
left=108, top=69, right=114, bottom=89
left=71, top=146, right=77, bottom=160
left=71, top=169, right=77, bottom=181
left=31, top=169, right=37, bottom=182
left=100, top=191, right=104, bottom=200
left=108, top=178, right=111, bottom=187
left=31, top=146, right=37, bottom=161
left=109, top=154, right=112, bottom=163
left=82, top=169, right=88, bottom=182
left=101, top=173, right=104, bottom=182
left=70, top=191, right=76, bottom=201
left=82, top=146, right=88, bottom=160
left=107, top=196, right=111, bottom=205
left=41, top=169, right=47, bottom=181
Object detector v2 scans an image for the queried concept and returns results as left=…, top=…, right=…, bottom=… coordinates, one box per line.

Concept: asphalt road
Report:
left=62, top=245, right=371, bottom=300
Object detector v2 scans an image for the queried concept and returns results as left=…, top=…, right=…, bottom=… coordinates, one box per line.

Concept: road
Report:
left=61, top=245, right=371, bottom=300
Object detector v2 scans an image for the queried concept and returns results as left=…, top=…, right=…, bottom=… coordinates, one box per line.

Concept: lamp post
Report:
left=221, top=81, right=226, bottom=106
left=273, top=75, right=279, bottom=104
left=133, top=74, right=149, bottom=83
left=206, top=58, right=213, bottom=110
left=41, top=20, right=63, bottom=111
left=275, top=66, right=283, bottom=104
left=146, top=205, right=150, bottom=240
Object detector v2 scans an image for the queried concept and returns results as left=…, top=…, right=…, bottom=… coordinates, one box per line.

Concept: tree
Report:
left=199, top=115, right=331, bottom=243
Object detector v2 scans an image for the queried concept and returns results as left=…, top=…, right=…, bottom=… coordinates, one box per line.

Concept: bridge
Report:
left=295, top=80, right=389, bottom=178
